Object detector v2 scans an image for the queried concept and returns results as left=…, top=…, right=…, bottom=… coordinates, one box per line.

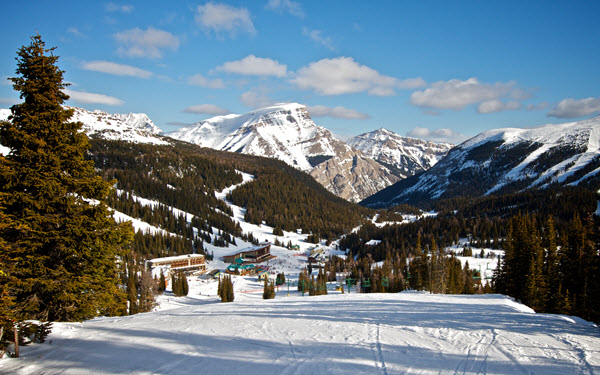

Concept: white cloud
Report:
left=407, top=127, right=466, bottom=144
left=183, top=104, right=230, bottom=115
left=307, top=105, right=369, bottom=120
left=82, top=61, right=153, bottom=78
left=215, top=55, right=287, bottom=77
left=67, top=27, right=86, bottom=38
left=527, top=102, right=549, bottom=111
left=187, top=74, right=225, bottom=89
left=410, top=78, right=522, bottom=111
left=240, top=91, right=276, bottom=109
left=105, top=2, right=134, bottom=13
left=302, top=28, right=334, bottom=51
left=114, top=27, right=179, bottom=59
left=292, top=57, right=425, bottom=96
left=195, top=3, right=255, bottom=37
left=477, top=100, right=521, bottom=114
left=548, top=97, right=600, bottom=118
left=265, top=0, right=304, bottom=18
left=65, top=89, right=124, bottom=105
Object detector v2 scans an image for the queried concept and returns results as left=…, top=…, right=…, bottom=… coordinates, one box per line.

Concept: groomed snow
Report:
left=3, top=289, right=599, bottom=375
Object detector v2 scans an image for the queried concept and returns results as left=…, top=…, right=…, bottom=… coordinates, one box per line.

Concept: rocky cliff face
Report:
left=309, top=146, right=400, bottom=203
left=348, top=128, right=453, bottom=178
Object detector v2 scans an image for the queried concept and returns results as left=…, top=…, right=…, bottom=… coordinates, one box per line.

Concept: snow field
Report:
left=3, top=291, right=599, bottom=375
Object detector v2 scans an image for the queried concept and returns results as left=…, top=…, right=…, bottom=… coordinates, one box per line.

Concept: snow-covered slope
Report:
left=363, top=115, right=600, bottom=207
left=3, top=291, right=599, bottom=374
left=348, top=128, right=453, bottom=178
left=167, top=103, right=398, bottom=202
left=0, top=107, right=168, bottom=145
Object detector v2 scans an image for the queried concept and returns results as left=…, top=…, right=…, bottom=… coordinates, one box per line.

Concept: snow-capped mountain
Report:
left=68, top=107, right=167, bottom=145
left=0, top=107, right=168, bottom=145
left=167, top=103, right=399, bottom=202
left=362, top=115, right=600, bottom=208
left=167, top=103, right=345, bottom=171
left=348, top=128, right=453, bottom=178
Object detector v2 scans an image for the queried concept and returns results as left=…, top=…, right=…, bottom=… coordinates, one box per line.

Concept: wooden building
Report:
left=145, top=254, right=206, bottom=273
left=222, top=242, right=272, bottom=264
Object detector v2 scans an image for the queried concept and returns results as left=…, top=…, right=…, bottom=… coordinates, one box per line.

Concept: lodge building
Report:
left=222, top=242, right=272, bottom=264
left=145, top=254, right=206, bottom=273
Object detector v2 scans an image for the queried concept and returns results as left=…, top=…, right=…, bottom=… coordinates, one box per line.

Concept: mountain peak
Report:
left=348, top=128, right=453, bottom=178
left=167, top=103, right=339, bottom=171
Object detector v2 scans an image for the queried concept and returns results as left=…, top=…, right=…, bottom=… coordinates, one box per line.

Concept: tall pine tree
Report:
left=0, top=35, right=133, bottom=321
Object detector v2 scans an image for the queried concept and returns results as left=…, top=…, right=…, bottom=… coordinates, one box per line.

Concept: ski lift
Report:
left=381, top=277, right=389, bottom=287
left=362, top=278, right=371, bottom=288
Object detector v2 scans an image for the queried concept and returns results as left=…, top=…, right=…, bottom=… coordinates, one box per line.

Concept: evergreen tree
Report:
left=127, top=270, right=138, bottom=315
left=0, top=35, right=133, bottom=321
left=138, top=270, right=156, bottom=312
left=298, top=269, right=309, bottom=294
left=263, top=277, right=275, bottom=299
left=219, top=276, right=234, bottom=302
left=158, top=269, right=166, bottom=294
left=181, top=273, right=189, bottom=296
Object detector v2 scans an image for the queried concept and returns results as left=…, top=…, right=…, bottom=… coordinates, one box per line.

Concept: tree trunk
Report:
left=14, top=323, right=19, bottom=358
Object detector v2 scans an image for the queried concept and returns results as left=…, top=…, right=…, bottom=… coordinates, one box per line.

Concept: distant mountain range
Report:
left=362, top=115, right=600, bottom=208
left=1, top=104, right=452, bottom=202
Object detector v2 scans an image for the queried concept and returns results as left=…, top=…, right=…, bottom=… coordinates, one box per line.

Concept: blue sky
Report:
left=1, top=1, right=599, bottom=143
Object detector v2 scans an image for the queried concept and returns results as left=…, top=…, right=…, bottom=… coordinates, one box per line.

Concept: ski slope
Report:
left=2, top=286, right=599, bottom=375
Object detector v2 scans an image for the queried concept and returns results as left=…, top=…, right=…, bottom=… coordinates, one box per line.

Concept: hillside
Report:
left=362, top=116, right=600, bottom=208
left=2, top=289, right=599, bottom=375
left=90, top=138, right=370, bottom=244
